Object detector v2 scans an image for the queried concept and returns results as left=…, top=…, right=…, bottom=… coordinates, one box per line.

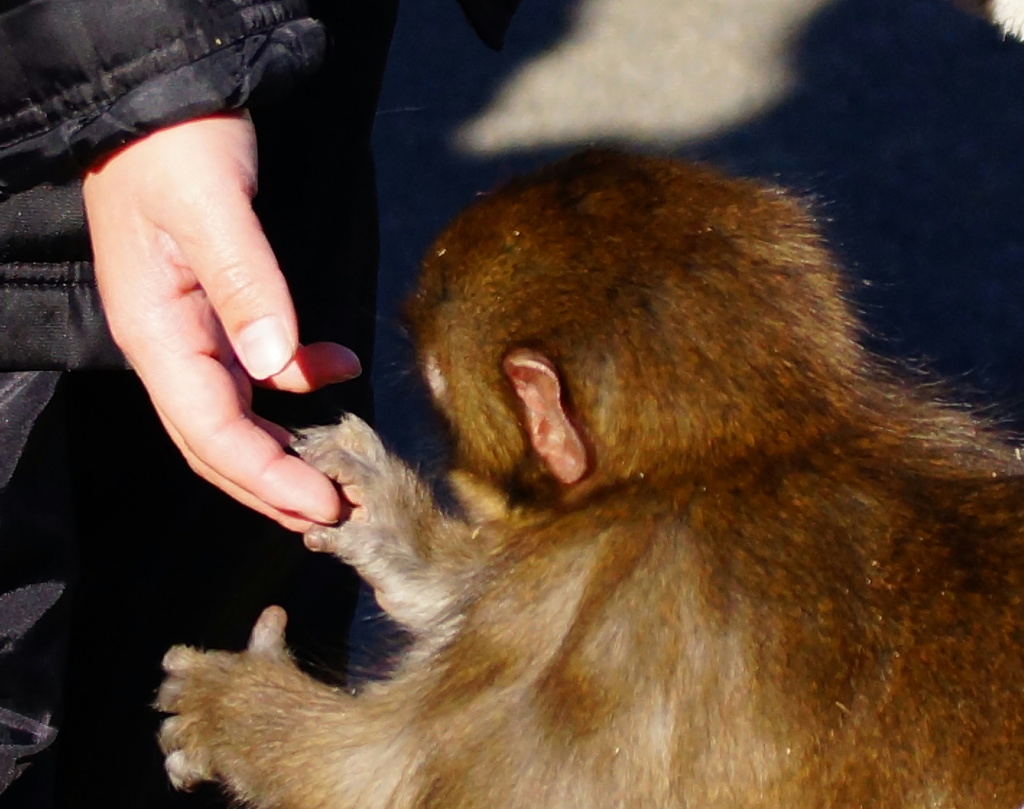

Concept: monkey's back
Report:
left=681, top=449, right=1024, bottom=807
left=397, top=459, right=1024, bottom=809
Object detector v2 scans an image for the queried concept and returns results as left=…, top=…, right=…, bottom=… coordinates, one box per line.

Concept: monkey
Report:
left=157, top=150, right=1024, bottom=809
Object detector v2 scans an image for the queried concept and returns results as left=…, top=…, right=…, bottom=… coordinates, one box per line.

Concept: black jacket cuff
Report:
left=0, top=4, right=326, bottom=194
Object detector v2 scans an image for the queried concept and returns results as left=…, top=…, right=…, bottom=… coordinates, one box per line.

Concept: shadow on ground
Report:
left=373, top=0, right=1024, bottom=462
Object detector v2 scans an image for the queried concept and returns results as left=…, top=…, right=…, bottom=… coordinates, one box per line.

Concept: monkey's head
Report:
left=406, top=150, right=867, bottom=506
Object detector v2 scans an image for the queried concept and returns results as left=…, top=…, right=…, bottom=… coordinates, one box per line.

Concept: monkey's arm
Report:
left=295, top=416, right=480, bottom=636
left=158, top=606, right=421, bottom=808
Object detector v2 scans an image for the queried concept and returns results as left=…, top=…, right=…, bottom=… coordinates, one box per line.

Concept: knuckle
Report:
left=204, top=258, right=265, bottom=316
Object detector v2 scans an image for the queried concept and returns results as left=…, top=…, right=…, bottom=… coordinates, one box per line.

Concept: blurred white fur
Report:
left=994, top=0, right=1024, bottom=38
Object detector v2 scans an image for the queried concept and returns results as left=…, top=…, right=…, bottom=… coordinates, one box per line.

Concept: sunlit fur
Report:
left=158, top=151, right=1024, bottom=809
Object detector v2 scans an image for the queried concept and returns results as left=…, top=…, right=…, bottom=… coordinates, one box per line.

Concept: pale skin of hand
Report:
left=82, top=111, right=358, bottom=532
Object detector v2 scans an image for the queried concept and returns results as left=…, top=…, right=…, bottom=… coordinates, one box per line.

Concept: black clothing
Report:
left=0, top=183, right=120, bottom=370
left=0, top=0, right=326, bottom=196
left=0, top=0, right=517, bottom=806
left=0, top=371, right=68, bottom=805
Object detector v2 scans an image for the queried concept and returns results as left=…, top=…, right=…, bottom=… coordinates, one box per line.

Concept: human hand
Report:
left=83, top=111, right=358, bottom=531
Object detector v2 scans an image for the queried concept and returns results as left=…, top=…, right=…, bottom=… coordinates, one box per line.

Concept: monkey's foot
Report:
left=156, top=606, right=291, bottom=791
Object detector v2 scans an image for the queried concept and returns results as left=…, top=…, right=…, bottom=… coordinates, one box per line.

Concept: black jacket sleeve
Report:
left=0, top=0, right=327, bottom=194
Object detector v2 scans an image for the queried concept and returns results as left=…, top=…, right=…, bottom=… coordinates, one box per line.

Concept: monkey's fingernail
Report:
left=304, top=532, right=326, bottom=551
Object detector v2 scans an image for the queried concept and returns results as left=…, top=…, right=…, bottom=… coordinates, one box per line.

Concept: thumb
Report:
left=177, top=194, right=298, bottom=380
left=139, top=113, right=299, bottom=380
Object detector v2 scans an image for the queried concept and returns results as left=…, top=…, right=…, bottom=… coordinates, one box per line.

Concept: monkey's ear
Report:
left=502, top=349, right=589, bottom=485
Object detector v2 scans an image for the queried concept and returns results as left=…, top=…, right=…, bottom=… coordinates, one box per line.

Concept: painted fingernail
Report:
left=238, top=316, right=294, bottom=380
left=334, top=345, right=363, bottom=379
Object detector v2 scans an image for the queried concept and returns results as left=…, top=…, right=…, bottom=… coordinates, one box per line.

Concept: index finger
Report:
left=147, top=350, right=343, bottom=525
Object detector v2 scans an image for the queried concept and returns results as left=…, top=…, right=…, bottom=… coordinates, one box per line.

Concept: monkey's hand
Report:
left=157, top=606, right=301, bottom=792
left=157, top=607, right=382, bottom=806
left=294, top=415, right=468, bottom=635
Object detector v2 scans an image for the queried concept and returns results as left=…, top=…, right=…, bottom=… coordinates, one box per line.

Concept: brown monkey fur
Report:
left=157, top=150, right=1024, bottom=809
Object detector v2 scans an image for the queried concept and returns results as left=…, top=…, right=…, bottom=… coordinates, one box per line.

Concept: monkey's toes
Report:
left=248, top=605, right=288, bottom=656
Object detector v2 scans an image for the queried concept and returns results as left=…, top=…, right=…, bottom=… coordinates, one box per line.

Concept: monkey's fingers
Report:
left=340, top=484, right=369, bottom=511
left=159, top=717, right=214, bottom=791
left=302, top=508, right=378, bottom=556
left=164, top=748, right=210, bottom=792
left=330, top=413, right=388, bottom=462
left=248, top=605, right=288, bottom=656
left=157, top=645, right=206, bottom=712
left=292, top=439, right=377, bottom=514
left=290, top=424, right=336, bottom=461
left=293, top=413, right=388, bottom=472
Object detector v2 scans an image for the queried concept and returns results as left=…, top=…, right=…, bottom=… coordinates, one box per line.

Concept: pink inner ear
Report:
left=503, top=350, right=589, bottom=486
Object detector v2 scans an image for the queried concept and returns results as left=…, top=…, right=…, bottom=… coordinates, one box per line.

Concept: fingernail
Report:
left=238, top=316, right=294, bottom=380
left=334, top=345, right=363, bottom=379
left=303, top=491, right=342, bottom=526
